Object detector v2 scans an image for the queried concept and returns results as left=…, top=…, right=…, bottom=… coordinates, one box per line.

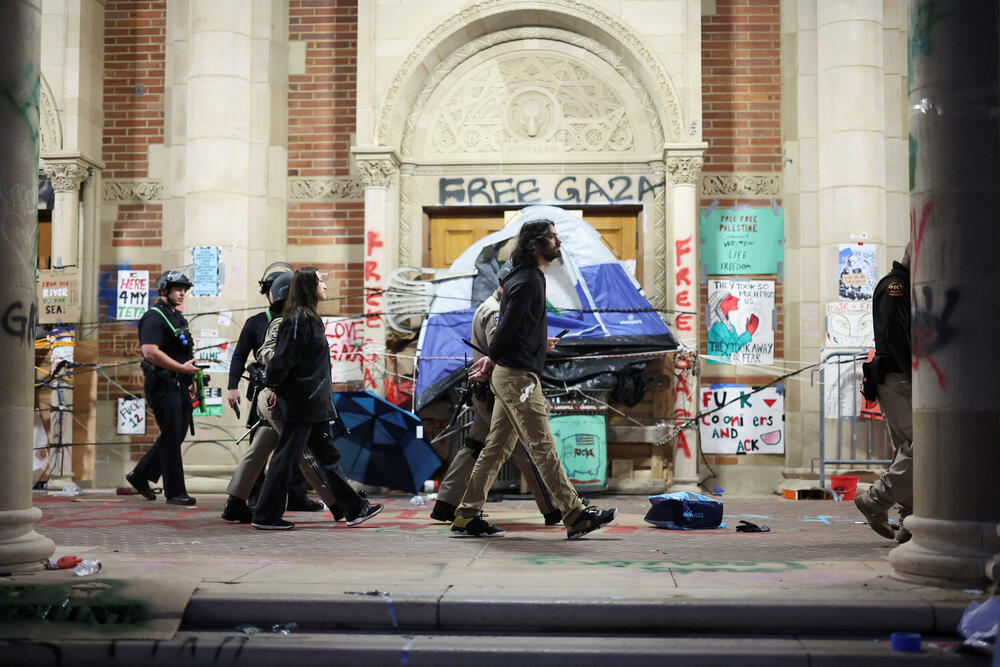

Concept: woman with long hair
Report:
left=251, top=267, right=383, bottom=530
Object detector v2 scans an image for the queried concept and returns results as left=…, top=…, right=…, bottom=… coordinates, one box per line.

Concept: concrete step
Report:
left=0, top=631, right=980, bottom=666
left=183, top=583, right=970, bottom=636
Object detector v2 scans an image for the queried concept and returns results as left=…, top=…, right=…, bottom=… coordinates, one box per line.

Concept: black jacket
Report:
left=265, top=310, right=336, bottom=423
left=872, top=261, right=911, bottom=378
left=488, top=264, right=547, bottom=376
left=227, top=304, right=282, bottom=390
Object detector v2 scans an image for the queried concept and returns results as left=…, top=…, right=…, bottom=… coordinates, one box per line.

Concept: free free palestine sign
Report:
left=700, top=207, right=784, bottom=275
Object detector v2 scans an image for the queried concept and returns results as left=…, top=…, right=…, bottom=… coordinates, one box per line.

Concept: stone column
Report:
left=889, top=1, right=1000, bottom=589
left=41, top=159, right=88, bottom=268
left=352, top=147, right=398, bottom=396
left=0, top=0, right=55, bottom=571
left=665, top=145, right=706, bottom=491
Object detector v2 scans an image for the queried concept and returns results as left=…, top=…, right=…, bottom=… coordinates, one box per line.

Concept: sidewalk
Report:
left=1, top=492, right=990, bottom=664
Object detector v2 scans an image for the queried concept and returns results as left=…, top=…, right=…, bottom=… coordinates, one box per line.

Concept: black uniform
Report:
left=252, top=310, right=364, bottom=526
left=872, top=261, right=911, bottom=379
left=134, top=301, right=194, bottom=499
left=229, top=304, right=312, bottom=505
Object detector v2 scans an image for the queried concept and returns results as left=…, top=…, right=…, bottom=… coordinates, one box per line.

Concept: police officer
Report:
left=431, top=264, right=563, bottom=525
left=126, top=270, right=199, bottom=505
left=226, top=263, right=320, bottom=514
left=856, top=243, right=913, bottom=543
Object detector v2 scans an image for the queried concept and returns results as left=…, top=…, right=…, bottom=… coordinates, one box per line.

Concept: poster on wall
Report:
left=699, top=385, right=784, bottom=454
left=324, top=317, right=365, bottom=383
left=699, top=206, right=784, bottom=274
left=838, top=243, right=878, bottom=301
left=193, top=387, right=223, bottom=417
left=191, top=246, right=220, bottom=297
left=550, top=414, right=607, bottom=489
left=822, top=351, right=883, bottom=420
left=116, top=269, right=149, bottom=320
left=116, top=398, right=146, bottom=435
left=37, top=269, right=80, bottom=324
left=706, top=279, right=774, bottom=365
left=194, top=338, right=230, bottom=373
left=825, top=301, right=874, bottom=348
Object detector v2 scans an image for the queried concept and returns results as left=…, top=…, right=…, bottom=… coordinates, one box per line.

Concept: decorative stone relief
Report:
left=357, top=160, right=397, bottom=188
left=288, top=177, right=363, bottom=201
left=401, top=28, right=663, bottom=158
left=666, top=157, right=704, bottom=186
left=42, top=161, right=88, bottom=192
left=102, top=180, right=164, bottom=202
left=377, top=0, right=683, bottom=148
left=398, top=164, right=416, bottom=266
left=701, top=173, right=781, bottom=197
left=649, top=161, right=668, bottom=308
left=429, top=54, right=636, bottom=156
left=39, top=75, right=62, bottom=156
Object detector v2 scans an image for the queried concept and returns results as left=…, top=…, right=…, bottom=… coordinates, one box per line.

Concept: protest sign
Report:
left=700, top=207, right=784, bottom=274
left=825, top=301, right=874, bottom=348
left=699, top=385, right=784, bottom=454
left=116, top=270, right=149, bottom=320
left=706, top=280, right=774, bottom=365
left=838, top=244, right=878, bottom=301
left=38, top=269, right=80, bottom=324
left=116, top=398, right=146, bottom=435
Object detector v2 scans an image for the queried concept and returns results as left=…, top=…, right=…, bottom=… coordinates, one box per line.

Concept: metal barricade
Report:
left=812, top=350, right=892, bottom=489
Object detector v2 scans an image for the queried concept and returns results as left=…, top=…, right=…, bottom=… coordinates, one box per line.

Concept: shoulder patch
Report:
left=886, top=280, right=904, bottom=296
left=492, top=314, right=500, bottom=325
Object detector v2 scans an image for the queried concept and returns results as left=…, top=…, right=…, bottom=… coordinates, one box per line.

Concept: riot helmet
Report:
left=156, top=270, right=193, bottom=294
left=269, top=271, right=293, bottom=304
left=259, top=261, right=293, bottom=294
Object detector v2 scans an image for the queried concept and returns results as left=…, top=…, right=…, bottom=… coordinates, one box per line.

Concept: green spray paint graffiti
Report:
left=1, top=62, right=41, bottom=164
left=514, top=555, right=808, bottom=575
left=908, top=1, right=947, bottom=86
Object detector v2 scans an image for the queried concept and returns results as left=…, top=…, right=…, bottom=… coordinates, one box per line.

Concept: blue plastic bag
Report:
left=644, top=491, right=723, bottom=530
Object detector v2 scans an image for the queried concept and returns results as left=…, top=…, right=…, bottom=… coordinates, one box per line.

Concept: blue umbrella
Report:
left=333, top=391, right=441, bottom=493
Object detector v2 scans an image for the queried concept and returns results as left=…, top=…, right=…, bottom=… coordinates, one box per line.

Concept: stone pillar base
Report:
left=889, top=516, right=1000, bottom=589
left=0, top=507, right=56, bottom=572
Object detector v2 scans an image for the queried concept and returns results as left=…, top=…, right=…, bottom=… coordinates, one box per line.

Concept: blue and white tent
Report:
left=414, top=206, right=678, bottom=411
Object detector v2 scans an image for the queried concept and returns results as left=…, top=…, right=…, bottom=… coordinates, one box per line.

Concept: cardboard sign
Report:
left=699, top=385, right=784, bottom=454
left=37, top=269, right=80, bottom=324
left=116, top=398, right=146, bottom=435
left=116, top=270, right=149, bottom=320
left=700, top=207, right=784, bottom=274
left=550, top=414, right=607, bottom=488
left=825, top=301, right=874, bottom=348
left=706, top=279, right=775, bottom=365
left=191, top=246, right=220, bottom=297
left=324, top=317, right=365, bottom=382
left=193, top=386, right=223, bottom=417
left=838, top=244, right=878, bottom=301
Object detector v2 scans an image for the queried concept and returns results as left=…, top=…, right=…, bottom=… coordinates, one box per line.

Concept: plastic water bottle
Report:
left=73, top=559, right=101, bottom=576
left=409, top=495, right=426, bottom=506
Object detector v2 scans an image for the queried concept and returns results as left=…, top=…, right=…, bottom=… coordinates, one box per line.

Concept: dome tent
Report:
left=414, top=205, right=678, bottom=411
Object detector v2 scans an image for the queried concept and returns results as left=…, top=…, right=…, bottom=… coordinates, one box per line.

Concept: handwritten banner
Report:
left=324, top=317, right=365, bottom=382
left=700, top=207, right=784, bottom=274
left=825, top=301, right=874, bottom=348
left=116, top=398, right=146, bottom=435
left=699, top=385, right=784, bottom=455
left=707, top=279, right=774, bottom=365
left=116, top=270, right=149, bottom=320
left=37, top=269, right=80, bottom=324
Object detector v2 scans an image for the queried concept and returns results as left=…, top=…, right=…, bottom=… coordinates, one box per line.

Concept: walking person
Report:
left=856, top=243, right=913, bottom=543
left=251, top=267, right=383, bottom=530
left=223, top=264, right=322, bottom=519
left=126, top=270, right=199, bottom=505
left=223, top=271, right=348, bottom=523
left=453, top=220, right=618, bottom=539
left=431, top=264, right=564, bottom=525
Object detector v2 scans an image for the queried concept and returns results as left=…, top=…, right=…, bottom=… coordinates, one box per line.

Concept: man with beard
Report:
left=452, top=219, right=618, bottom=539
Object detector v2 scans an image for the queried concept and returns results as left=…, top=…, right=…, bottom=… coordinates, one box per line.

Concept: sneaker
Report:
left=430, top=500, right=457, bottom=523
left=125, top=471, right=156, bottom=501
left=287, top=497, right=324, bottom=512
left=567, top=506, right=618, bottom=540
left=166, top=494, right=197, bottom=506
left=450, top=514, right=505, bottom=538
left=252, top=519, right=295, bottom=530
left=346, top=502, right=384, bottom=527
left=854, top=494, right=895, bottom=539
left=222, top=495, right=252, bottom=523
left=543, top=509, right=562, bottom=526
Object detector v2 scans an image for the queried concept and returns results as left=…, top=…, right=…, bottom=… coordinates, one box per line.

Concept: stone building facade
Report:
left=37, top=0, right=912, bottom=495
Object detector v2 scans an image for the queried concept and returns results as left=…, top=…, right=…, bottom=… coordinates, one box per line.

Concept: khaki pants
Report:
left=457, top=366, right=585, bottom=526
left=226, top=387, right=338, bottom=509
left=868, top=373, right=913, bottom=513
left=437, top=394, right=557, bottom=515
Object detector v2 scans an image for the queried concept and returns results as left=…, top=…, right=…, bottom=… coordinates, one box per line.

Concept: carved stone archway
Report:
left=39, top=74, right=62, bottom=156
left=374, top=0, right=685, bottom=151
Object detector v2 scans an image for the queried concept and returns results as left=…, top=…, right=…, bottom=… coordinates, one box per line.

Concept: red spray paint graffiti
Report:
left=672, top=351, right=694, bottom=458
left=674, top=236, right=694, bottom=333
